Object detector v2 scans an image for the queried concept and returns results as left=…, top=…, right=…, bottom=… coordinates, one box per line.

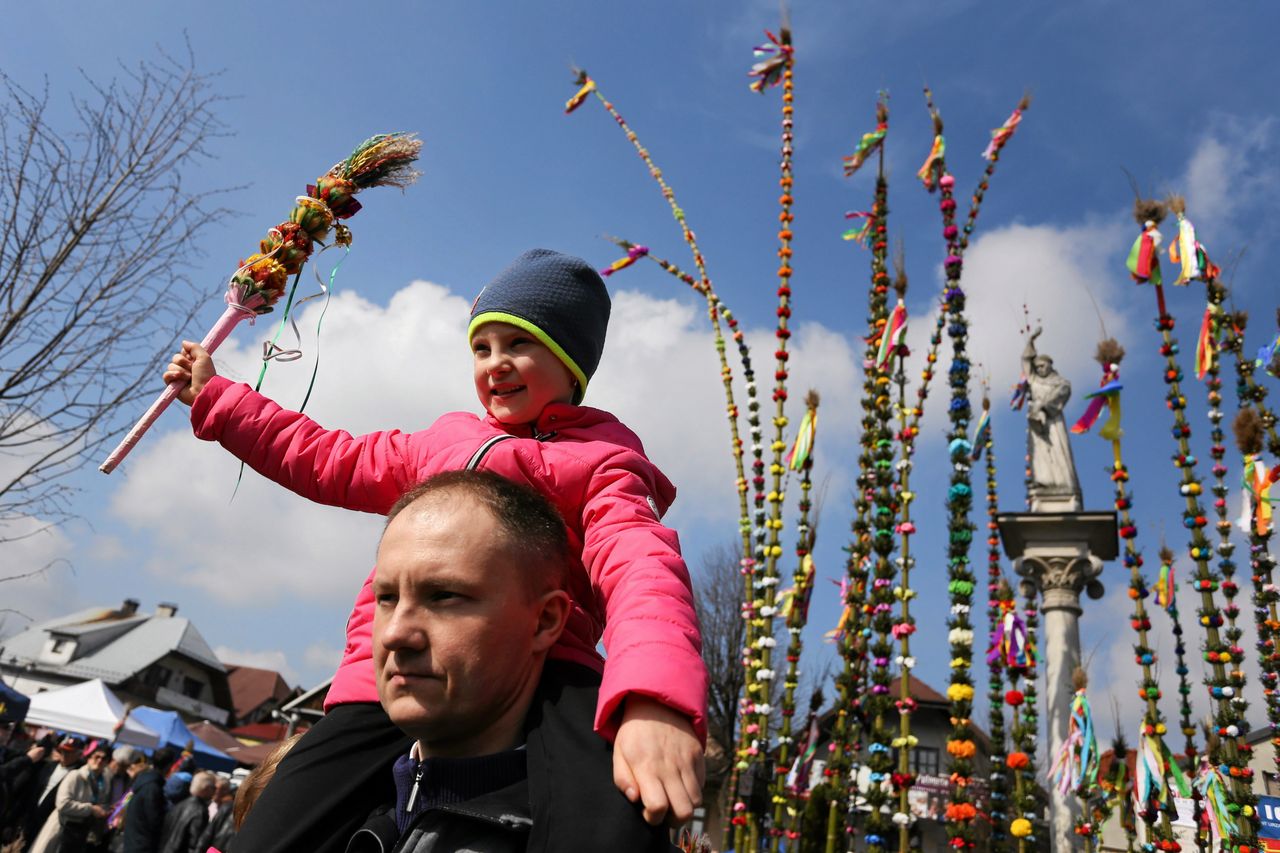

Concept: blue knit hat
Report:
left=468, top=249, right=611, bottom=403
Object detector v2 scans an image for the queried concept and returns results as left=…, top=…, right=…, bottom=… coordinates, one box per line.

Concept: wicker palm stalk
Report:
left=1073, top=338, right=1185, bottom=848
left=824, top=102, right=896, bottom=853
left=1221, top=309, right=1280, bottom=778
left=768, top=391, right=821, bottom=850
left=979, top=394, right=1012, bottom=853
left=1131, top=196, right=1258, bottom=850
left=563, top=78, right=766, bottom=835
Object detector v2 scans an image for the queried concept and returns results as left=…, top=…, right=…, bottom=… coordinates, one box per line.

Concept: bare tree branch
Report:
left=0, top=41, right=233, bottom=531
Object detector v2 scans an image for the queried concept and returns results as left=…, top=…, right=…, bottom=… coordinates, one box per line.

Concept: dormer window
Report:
left=40, top=636, right=76, bottom=664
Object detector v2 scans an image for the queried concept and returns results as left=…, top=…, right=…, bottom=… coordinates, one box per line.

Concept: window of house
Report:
left=182, top=677, right=202, bottom=699
left=912, top=746, right=941, bottom=777
left=50, top=638, right=71, bottom=654
left=143, top=666, right=170, bottom=688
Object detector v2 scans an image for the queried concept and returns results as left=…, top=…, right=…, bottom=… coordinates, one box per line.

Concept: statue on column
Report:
left=1021, top=328, right=1082, bottom=508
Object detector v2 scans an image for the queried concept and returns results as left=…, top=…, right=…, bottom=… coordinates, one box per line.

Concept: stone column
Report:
left=997, top=511, right=1116, bottom=853
left=1016, top=551, right=1104, bottom=853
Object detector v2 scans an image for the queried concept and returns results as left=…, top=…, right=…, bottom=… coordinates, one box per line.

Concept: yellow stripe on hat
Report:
left=468, top=311, right=590, bottom=402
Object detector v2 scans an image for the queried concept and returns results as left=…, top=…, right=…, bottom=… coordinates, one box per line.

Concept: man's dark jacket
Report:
left=345, top=663, right=676, bottom=853
left=159, top=795, right=208, bottom=853
left=122, top=769, right=168, bottom=853
left=346, top=779, right=532, bottom=853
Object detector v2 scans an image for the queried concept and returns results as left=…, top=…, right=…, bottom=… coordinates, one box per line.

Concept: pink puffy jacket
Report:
left=191, top=376, right=707, bottom=742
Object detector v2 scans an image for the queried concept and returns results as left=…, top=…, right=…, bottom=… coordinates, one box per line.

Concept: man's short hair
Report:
left=150, top=747, right=177, bottom=773
left=191, top=771, right=218, bottom=797
left=386, top=470, right=572, bottom=595
left=112, top=745, right=142, bottom=766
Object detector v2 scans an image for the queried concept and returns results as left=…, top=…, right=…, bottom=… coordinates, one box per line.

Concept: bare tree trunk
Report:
left=0, top=43, right=230, bottom=540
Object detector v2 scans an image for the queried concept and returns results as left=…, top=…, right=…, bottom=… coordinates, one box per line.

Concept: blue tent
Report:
left=0, top=681, right=29, bottom=723
left=128, top=707, right=237, bottom=772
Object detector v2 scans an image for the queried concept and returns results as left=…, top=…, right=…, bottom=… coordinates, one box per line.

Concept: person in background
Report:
left=103, top=749, right=139, bottom=818
left=0, top=736, right=46, bottom=848
left=158, top=773, right=214, bottom=853
left=20, top=737, right=83, bottom=853
left=30, top=741, right=112, bottom=853
left=121, top=748, right=176, bottom=853
left=193, top=779, right=234, bottom=853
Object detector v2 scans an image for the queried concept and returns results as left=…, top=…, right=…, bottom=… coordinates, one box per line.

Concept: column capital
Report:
left=1015, top=554, right=1104, bottom=614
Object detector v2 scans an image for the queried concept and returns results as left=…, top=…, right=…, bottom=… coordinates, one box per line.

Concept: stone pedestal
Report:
left=997, top=510, right=1118, bottom=853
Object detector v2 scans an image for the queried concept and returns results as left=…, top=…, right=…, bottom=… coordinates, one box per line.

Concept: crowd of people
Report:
left=0, top=733, right=244, bottom=853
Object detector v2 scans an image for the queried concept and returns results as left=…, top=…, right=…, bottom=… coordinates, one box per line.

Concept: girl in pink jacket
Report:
left=166, top=249, right=706, bottom=853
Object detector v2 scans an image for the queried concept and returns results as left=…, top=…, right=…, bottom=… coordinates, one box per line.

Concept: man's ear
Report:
left=531, top=589, right=571, bottom=653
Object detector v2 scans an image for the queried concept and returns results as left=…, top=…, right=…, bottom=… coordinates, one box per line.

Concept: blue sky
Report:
left=4, top=2, right=1280, bottom=740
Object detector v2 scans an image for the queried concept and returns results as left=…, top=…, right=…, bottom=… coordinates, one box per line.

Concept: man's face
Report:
left=1033, top=357, right=1052, bottom=378
left=373, top=495, right=560, bottom=757
left=85, top=751, right=108, bottom=774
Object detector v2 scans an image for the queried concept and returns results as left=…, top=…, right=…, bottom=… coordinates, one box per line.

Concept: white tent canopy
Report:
left=24, top=679, right=160, bottom=748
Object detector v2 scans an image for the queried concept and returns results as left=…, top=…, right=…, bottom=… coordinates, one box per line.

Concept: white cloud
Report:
left=0, top=515, right=78, bottom=635
left=215, top=645, right=299, bottom=685
left=908, top=219, right=1132, bottom=402
left=105, top=279, right=861, bottom=608
left=302, top=643, right=342, bottom=677
left=1181, top=116, right=1277, bottom=227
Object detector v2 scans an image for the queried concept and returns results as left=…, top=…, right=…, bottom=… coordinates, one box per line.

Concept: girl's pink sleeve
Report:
left=583, top=454, right=708, bottom=744
left=190, top=375, right=420, bottom=513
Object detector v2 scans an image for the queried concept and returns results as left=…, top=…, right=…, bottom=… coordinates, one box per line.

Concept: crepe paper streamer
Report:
left=747, top=27, right=792, bottom=93
left=1009, top=376, right=1029, bottom=411
left=982, top=101, right=1026, bottom=161
left=1195, top=761, right=1238, bottom=846
left=1137, top=730, right=1191, bottom=807
left=843, top=115, right=888, bottom=177
left=970, top=406, right=990, bottom=461
left=1242, top=455, right=1278, bottom=535
left=1049, top=689, right=1098, bottom=795
left=785, top=407, right=816, bottom=471
left=1195, top=305, right=1218, bottom=380
left=987, top=601, right=1034, bottom=669
left=1155, top=559, right=1175, bottom=613
left=564, top=76, right=596, bottom=113
left=600, top=244, right=648, bottom=277
left=779, top=555, right=816, bottom=621
left=1255, top=331, right=1280, bottom=378
left=842, top=210, right=875, bottom=246
left=1127, top=222, right=1164, bottom=286
left=785, top=709, right=821, bottom=790
left=917, top=133, right=945, bottom=190
left=1168, top=212, right=1220, bottom=286
left=873, top=299, right=908, bottom=372
left=1070, top=377, right=1122, bottom=437
left=100, top=133, right=422, bottom=475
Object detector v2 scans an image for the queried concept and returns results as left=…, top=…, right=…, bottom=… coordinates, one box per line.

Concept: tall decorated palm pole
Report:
left=562, top=75, right=769, bottom=840
left=723, top=17, right=799, bottom=848
left=1127, top=196, right=1258, bottom=851
left=823, top=95, right=895, bottom=853
left=768, top=391, right=822, bottom=850
left=850, top=114, right=903, bottom=853
left=977, top=391, right=1013, bottom=853
left=1222, top=309, right=1280, bottom=777
left=918, top=87, right=1032, bottom=853
left=1071, top=338, right=1188, bottom=850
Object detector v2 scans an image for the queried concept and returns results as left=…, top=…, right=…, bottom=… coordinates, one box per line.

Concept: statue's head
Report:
left=1032, top=354, right=1053, bottom=377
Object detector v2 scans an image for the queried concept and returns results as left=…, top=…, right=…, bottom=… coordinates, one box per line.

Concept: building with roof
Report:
left=226, top=664, right=299, bottom=726
left=0, top=599, right=233, bottom=724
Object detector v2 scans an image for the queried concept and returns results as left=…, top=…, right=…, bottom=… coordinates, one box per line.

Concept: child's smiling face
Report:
left=471, top=322, right=576, bottom=425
